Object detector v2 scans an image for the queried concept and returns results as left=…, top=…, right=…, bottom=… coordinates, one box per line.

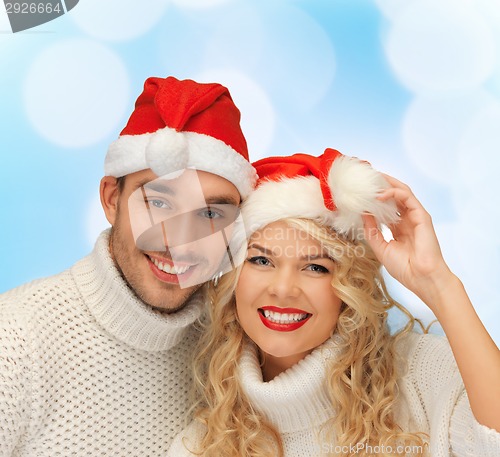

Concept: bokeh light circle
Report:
left=402, top=90, right=497, bottom=185
left=458, top=102, right=500, bottom=209
left=385, top=0, right=496, bottom=93
left=71, top=0, right=170, bottom=42
left=24, top=39, right=130, bottom=148
left=170, top=0, right=233, bottom=10
left=196, top=69, right=276, bottom=160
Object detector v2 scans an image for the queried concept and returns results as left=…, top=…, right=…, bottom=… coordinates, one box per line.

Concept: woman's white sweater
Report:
left=168, top=333, right=500, bottom=456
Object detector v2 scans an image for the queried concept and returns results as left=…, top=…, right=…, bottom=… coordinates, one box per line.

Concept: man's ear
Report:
left=100, top=176, right=121, bottom=225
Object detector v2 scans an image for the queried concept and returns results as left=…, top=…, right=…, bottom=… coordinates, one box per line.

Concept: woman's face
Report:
left=235, top=221, right=343, bottom=374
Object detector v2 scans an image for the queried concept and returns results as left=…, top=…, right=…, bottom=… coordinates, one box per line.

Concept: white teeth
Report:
left=262, top=310, right=309, bottom=324
left=150, top=257, right=191, bottom=275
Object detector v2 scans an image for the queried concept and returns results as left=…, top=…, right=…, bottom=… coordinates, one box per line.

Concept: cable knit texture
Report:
left=0, top=230, right=203, bottom=457
left=168, top=333, right=500, bottom=457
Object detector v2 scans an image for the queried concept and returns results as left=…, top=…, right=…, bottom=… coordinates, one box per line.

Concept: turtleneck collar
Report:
left=71, top=229, right=204, bottom=352
left=238, top=334, right=343, bottom=434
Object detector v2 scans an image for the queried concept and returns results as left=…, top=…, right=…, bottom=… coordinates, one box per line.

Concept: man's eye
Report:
left=148, top=199, right=169, bottom=209
left=198, top=208, right=223, bottom=219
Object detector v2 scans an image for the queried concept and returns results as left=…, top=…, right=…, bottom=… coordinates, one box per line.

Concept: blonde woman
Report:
left=168, top=149, right=500, bottom=457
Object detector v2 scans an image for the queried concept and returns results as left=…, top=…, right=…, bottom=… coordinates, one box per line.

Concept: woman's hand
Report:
left=363, top=174, right=500, bottom=432
left=362, top=174, right=456, bottom=311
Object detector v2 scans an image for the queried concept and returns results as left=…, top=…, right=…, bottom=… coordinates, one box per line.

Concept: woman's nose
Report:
left=266, top=268, right=301, bottom=299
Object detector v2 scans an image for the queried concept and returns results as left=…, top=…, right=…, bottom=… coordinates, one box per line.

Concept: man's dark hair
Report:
left=116, top=176, right=126, bottom=192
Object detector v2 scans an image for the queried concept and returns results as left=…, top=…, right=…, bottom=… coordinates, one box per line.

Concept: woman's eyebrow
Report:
left=248, top=244, right=332, bottom=261
left=299, top=253, right=332, bottom=261
left=247, top=243, right=275, bottom=256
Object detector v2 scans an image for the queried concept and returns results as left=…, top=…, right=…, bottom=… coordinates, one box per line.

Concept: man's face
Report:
left=108, top=168, right=240, bottom=312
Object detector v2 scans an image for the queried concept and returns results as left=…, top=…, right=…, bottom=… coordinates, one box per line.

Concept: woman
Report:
left=168, top=149, right=500, bottom=456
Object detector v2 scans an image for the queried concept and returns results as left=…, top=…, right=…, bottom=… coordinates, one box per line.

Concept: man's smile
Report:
left=146, top=254, right=195, bottom=275
left=145, top=254, right=199, bottom=284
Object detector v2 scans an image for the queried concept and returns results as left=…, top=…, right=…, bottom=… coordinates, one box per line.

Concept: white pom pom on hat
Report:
left=241, top=148, right=399, bottom=239
left=104, top=76, right=257, bottom=198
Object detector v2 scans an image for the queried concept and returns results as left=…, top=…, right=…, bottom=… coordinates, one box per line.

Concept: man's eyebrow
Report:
left=205, top=195, right=240, bottom=206
left=138, top=179, right=239, bottom=205
left=142, top=181, right=176, bottom=196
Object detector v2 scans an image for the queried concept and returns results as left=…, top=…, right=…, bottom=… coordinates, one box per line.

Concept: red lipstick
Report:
left=258, top=306, right=311, bottom=332
left=260, top=306, right=309, bottom=314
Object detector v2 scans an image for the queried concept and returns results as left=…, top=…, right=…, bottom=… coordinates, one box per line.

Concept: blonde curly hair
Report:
left=190, top=218, right=428, bottom=456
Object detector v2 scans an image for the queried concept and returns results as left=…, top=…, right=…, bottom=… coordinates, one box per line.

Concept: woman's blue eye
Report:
left=247, top=256, right=271, bottom=266
left=306, top=264, right=329, bottom=273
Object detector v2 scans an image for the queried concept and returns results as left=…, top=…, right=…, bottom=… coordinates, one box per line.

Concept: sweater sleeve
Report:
left=0, top=298, right=32, bottom=457
left=404, top=332, right=500, bottom=456
left=167, top=420, right=207, bottom=457
left=449, top=389, right=500, bottom=456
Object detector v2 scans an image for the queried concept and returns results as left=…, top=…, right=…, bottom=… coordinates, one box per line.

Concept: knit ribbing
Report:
left=73, top=230, right=203, bottom=352
left=169, top=332, right=500, bottom=457
left=0, top=231, right=204, bottom=457
left=239, top=336, right=342, bottom=434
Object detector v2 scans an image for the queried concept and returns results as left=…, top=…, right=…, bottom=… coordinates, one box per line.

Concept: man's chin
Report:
left=145, top=284, right=202, bottom=314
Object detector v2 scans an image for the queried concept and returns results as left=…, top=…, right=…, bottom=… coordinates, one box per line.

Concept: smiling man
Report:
left=103, top=167, right=242, bottom=312
left=0, top=76, right=256, bottom=456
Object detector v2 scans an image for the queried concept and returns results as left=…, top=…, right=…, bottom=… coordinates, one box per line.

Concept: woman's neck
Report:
left=260, top=349, right=313, bottom=381
left=239, top=337, right=341, bottom=434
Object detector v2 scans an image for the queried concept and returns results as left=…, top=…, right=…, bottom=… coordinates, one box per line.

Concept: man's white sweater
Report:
left=169, top=333, right=500, bottom=457
left=0, top=230, right=203, bottom=457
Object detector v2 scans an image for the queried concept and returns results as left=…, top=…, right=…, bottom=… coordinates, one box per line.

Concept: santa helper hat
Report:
left=242, top=148, right=399, bottom=239
left=104, top=76, right=257, bottom=198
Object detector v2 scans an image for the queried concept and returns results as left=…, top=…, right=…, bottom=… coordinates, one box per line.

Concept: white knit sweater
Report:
left=168, top=332, right=500, bottom=457
left=0, top=230, right=203, bottom=457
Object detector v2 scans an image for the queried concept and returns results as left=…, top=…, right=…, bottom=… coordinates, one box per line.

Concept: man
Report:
left=0, top=76, right=256, bottom=456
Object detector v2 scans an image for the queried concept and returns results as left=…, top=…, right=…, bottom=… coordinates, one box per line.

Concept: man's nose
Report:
left=134, top=211, right=205, bottom=251
left=161, top=208, right=222, bottom=247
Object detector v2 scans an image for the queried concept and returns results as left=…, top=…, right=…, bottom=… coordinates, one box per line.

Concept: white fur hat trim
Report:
left=242, top=155, right=399, bottom=238
left=104, top=127, right=257, bottom=198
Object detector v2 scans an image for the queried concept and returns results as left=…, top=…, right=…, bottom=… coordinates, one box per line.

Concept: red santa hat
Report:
left=104, top=76, right=257, bottom=198
left=241, top=148, right=399, bottom=238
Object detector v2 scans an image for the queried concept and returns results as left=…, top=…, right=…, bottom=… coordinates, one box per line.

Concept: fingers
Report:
left=378, top=187, right=421, bottom=210
left=381, top=173, right=411, bottom=190
left=377, top=184, right=430, bottom=221
left=362, top=214, right=387, bottom=262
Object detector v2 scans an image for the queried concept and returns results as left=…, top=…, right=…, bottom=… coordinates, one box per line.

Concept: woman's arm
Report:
left=362, top=175, right=500, bottom=432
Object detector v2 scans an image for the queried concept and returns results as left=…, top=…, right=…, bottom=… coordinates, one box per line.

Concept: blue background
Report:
left=1, top=0, right=499, bottom=342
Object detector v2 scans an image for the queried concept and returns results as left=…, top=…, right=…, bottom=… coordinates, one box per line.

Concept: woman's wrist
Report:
left=416, top=268, right=463, bottom=315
